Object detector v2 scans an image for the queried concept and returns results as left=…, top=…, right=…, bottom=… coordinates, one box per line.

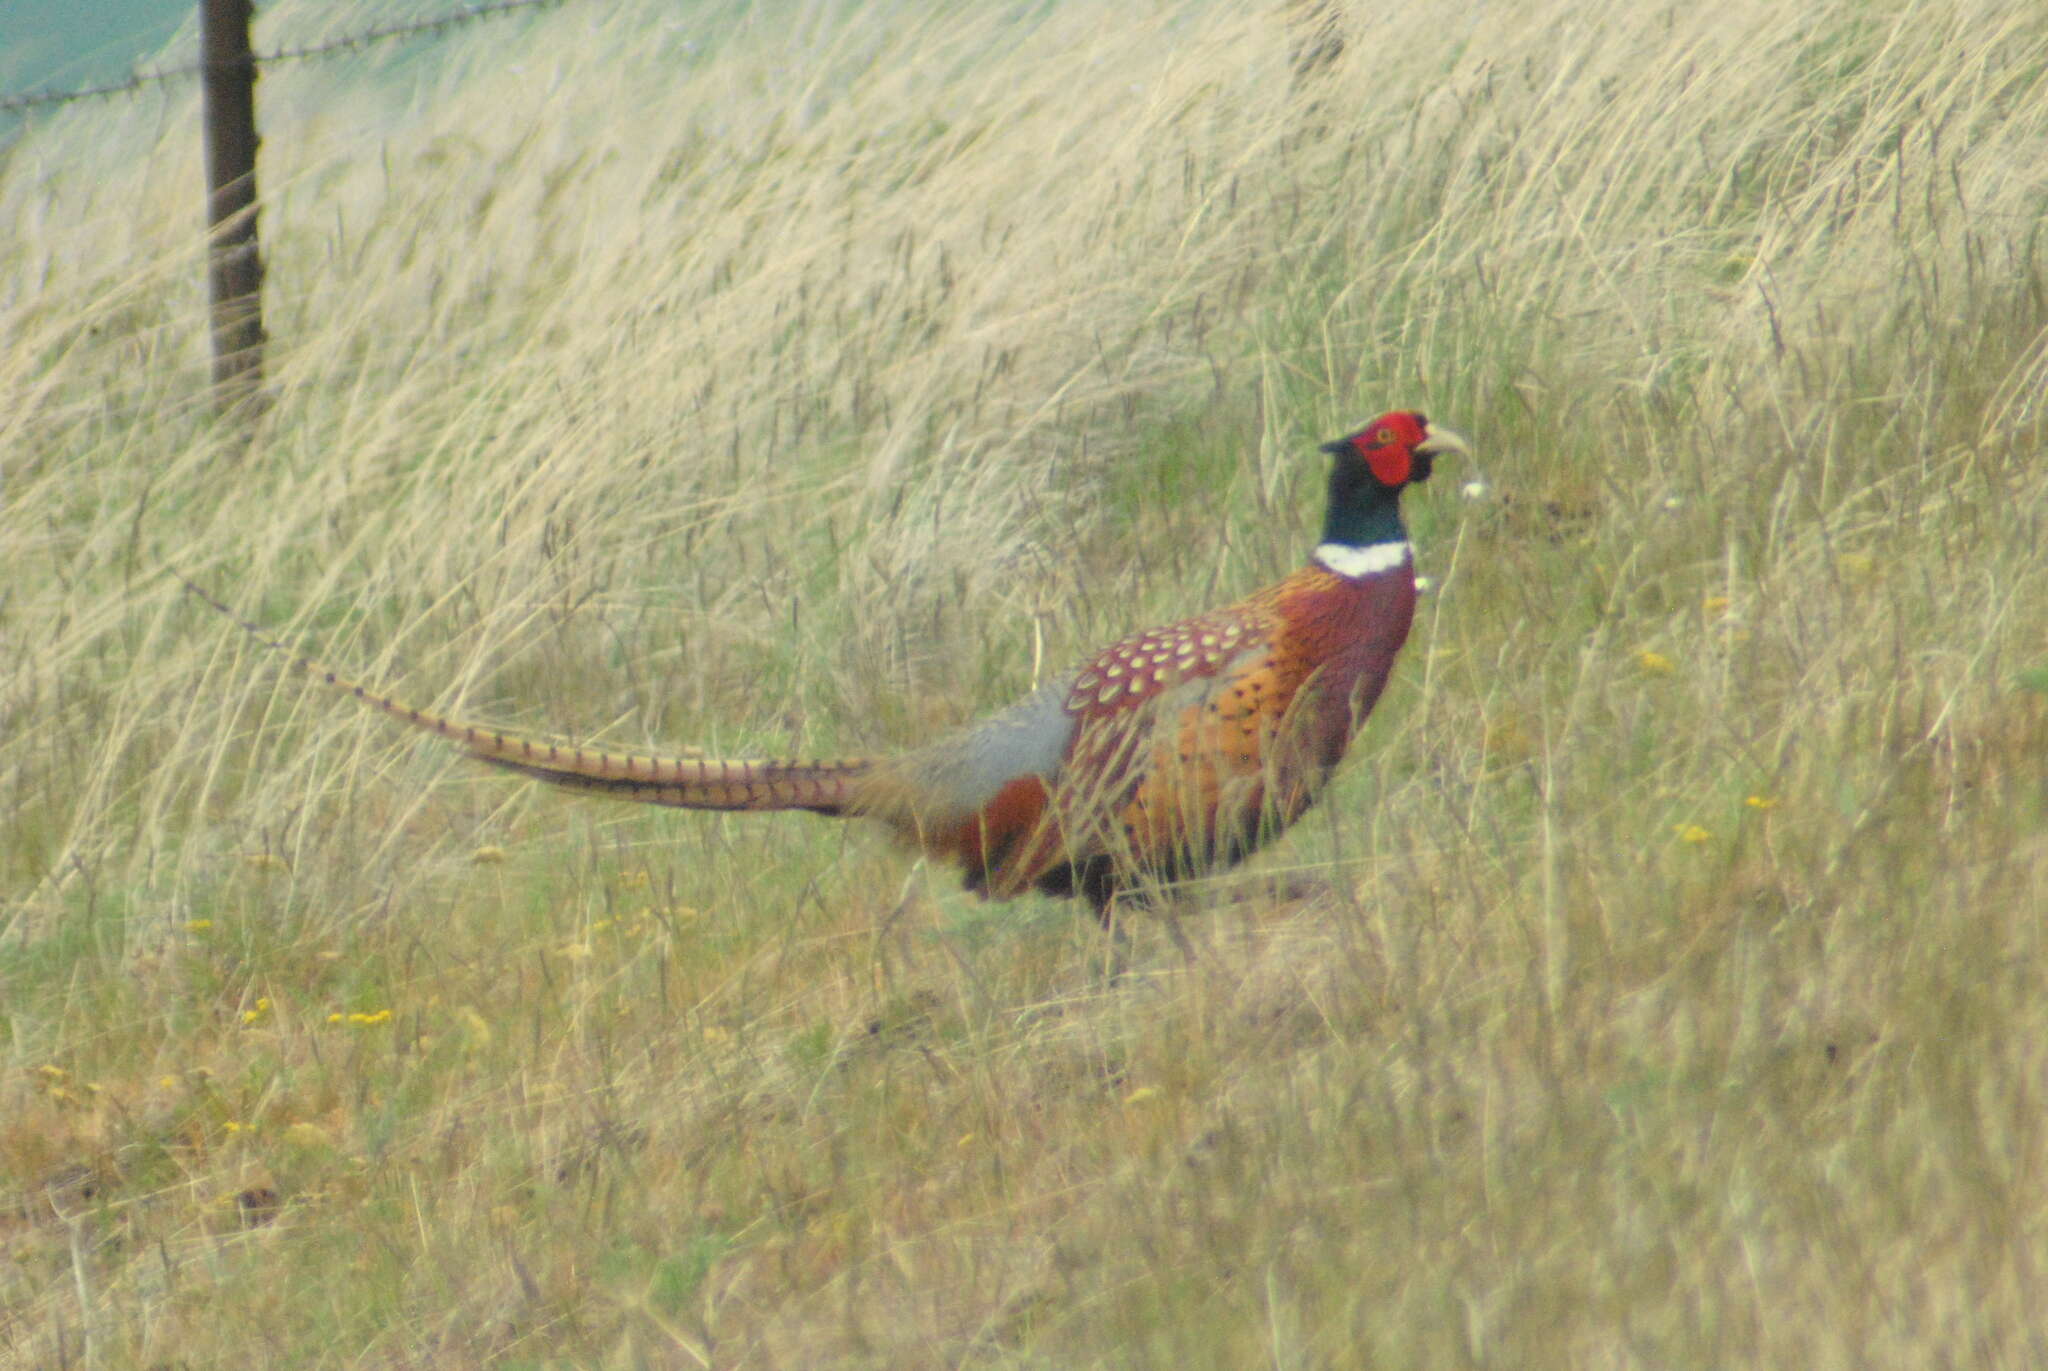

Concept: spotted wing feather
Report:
left=979, top=563, right=1413, bottom=901
left=969, top=601, right=1282, bottom=898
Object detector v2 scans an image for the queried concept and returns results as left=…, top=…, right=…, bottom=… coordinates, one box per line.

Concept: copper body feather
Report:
left=911, top=560, right=1417, bottom=911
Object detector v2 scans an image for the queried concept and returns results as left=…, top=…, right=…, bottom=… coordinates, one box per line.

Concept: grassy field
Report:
left=5, top=0, right=2048, bottom=1364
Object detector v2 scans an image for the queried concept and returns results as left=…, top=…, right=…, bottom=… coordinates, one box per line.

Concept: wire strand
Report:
left=0, top=0, right=571, bottom=118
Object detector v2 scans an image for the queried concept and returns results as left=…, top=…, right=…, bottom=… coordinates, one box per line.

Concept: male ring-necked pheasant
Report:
left=189, top=411, right=1465, bottom=921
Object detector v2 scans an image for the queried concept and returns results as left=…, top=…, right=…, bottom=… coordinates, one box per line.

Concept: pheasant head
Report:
left=1315, top=411, right=1469, bottom=552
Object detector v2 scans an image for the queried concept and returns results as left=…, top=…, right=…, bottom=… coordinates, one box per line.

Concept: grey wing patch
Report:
left=891, top=676, right=1077, bottom=820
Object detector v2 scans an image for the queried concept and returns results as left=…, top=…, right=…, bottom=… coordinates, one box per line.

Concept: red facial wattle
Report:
left=1354, top=410, right=1427, bottom=487
left=1365, top=442, right=1413, bottom=487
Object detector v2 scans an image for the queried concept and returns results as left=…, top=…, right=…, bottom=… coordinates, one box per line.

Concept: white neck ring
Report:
left=1314, top=541, right=1411, bottom=579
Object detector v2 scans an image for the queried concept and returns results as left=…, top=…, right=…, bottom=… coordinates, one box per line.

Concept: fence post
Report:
left=201, top=0, right=266, bottom=419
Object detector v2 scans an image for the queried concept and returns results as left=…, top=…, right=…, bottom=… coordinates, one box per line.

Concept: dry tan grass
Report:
left=4, top=0, right=2048, bottom=1365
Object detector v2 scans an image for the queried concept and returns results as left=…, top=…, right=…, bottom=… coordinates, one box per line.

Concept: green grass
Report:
left=5, top=0, right=2048, bottom=1364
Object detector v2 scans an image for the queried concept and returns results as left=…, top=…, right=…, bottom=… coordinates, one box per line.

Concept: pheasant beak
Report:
left=1415, top=424, right=1470, bottom=461
left=1411, top=423, right=1473, bottom=488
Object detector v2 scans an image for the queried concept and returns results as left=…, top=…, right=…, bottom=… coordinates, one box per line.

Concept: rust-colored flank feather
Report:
left=184, top=411, right=1465, bottom=921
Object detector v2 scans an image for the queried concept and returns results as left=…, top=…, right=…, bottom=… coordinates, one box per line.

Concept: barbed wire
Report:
left=0, top=0, right=570, bottom=118
left=259, top=0, right=569, bottom=65
left=0, top=66, right=188, bottom=117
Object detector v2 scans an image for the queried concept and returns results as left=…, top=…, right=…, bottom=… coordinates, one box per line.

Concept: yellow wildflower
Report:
left=1672, top=824, right=1710, bottom=844
left=471, top=845, right=507, bottom=865
left=1745, top=794, right=1779, bottom=810
left=186, top=919, right=214, bottom=933
left=1635, top=649, right=1676, bottom=676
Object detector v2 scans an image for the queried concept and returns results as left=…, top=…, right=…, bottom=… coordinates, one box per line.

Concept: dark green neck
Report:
left=1320, top=461, right=1406, bottom=547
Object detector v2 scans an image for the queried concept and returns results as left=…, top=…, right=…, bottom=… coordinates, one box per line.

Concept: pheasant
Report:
left=186, top=411, right=1465, bottom=921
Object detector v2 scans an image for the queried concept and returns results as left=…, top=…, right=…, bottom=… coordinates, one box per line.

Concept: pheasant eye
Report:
left=1374, top=427, right=1394, bottom=446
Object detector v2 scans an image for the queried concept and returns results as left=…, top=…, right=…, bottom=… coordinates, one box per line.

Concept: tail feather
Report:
left=178, top=573, right=873, bottom=815
left=474, top=749, right=872, bottom=814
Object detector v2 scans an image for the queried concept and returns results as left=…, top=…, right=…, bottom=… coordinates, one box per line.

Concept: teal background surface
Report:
left=1, top=1, right=196, bottom=94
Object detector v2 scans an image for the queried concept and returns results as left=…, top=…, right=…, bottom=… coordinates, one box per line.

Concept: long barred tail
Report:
left=473, top=748, right=871, bottom=814
left=177, top=573, right=874, bottom=815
